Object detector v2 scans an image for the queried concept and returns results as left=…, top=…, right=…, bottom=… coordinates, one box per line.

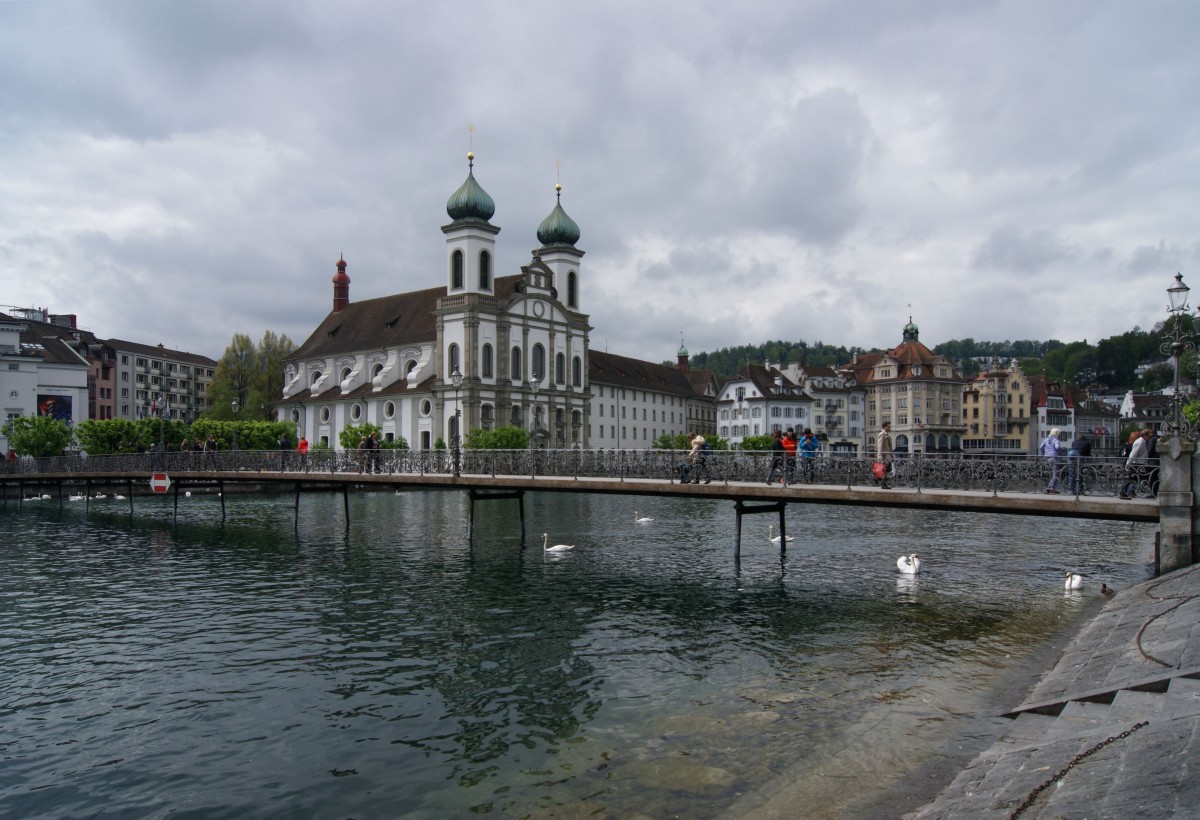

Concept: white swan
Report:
left=113, top=494, right=126, bottom=500
left=69, top=494, right=85, bottom=502
left=897, top=553, right=921, bottom=574
left=768, top=525, right=794, bottom=543
left=634, top=511, right=654, bottom=524
left=542, top=533, right=574, bottom=552
left=1065, top=572, right=1083, bottom=590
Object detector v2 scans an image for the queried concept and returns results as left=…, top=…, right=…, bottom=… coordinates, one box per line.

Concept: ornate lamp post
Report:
left=1163, top=273, right=1195, bottom=437
left=231, top=397, right=240, bottom=450
left=528, top=375, right=542, bottom=448
left=450, top=365, right=463, bottom=477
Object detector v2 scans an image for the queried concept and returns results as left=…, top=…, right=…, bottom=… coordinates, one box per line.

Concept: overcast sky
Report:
left=3, top=0, right=1198, bottom=366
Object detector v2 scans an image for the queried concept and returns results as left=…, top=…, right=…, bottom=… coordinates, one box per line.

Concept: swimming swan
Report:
left=542, top=533, right=575, bottom=552
left=767, top=525, right=794, bottom=543
left=1065, top=572, right=1083, bottom=590
left=897, top=553, right=921, bottom=574
left=634, top=511, right=654, bottom=524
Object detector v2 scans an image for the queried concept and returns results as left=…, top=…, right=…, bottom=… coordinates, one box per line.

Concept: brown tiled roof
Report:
left=590, top=350, right=696, bottom=397
left=291, top=274, right=523, bottom=360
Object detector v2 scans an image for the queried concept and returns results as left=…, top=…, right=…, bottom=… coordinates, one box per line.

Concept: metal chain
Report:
left=1008, top=720, right=1149, bottom=819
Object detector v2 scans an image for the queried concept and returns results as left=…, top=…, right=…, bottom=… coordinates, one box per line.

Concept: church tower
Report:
left=442, top=152, right=499, bottom=295
left=535, top=183, right=584, bottom=311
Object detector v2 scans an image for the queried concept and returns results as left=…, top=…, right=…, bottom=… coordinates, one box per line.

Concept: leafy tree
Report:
left=738, top=434, right=773, bottom=451
left=77, top=418, right=140, bottom=454
left=465, top=426, right=530, bottom=450
left=339, top=423, right=381, bottom=451
left=208, top=330, right=295, bottom=421
left=652, top=433, right=728, bottom=451
left=5, top=415, right=74, bottom=457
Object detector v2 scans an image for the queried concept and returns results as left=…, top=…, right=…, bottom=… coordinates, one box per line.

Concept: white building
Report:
left=0, top=315, right=90, bottom=452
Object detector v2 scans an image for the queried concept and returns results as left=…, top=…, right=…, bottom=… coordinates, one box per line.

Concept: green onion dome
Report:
left=446, top=152, right=495, bottom=222
left=536, top=184, right=580, bottom=247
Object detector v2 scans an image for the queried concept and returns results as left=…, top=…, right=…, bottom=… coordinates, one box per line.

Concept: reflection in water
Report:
left=0, top=492, right=1154, bottom=818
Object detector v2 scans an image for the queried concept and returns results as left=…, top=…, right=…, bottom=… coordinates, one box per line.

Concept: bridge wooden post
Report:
left=1158, top=436, right=1196, bottom=574
left=734, top=500, right=788, bottom=558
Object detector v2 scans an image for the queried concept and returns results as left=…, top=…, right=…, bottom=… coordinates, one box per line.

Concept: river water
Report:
left=1, top=490, right=1155, bottom=818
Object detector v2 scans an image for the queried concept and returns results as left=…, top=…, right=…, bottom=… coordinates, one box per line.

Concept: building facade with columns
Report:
left=281, top=154, right=713, bottom=451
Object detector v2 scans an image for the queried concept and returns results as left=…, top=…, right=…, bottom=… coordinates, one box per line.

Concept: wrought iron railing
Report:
left=0, top=449, right=1158, bottom=498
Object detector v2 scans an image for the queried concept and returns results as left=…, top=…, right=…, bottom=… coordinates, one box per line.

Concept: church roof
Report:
left=292, top=273, right=523, bottom=360
left=445, top=152, right=496, bottom=223
left=536, top=185, right=580, bottom=248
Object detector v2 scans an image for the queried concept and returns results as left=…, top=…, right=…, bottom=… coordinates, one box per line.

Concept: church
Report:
left=280, top=153, right=714, bottom=451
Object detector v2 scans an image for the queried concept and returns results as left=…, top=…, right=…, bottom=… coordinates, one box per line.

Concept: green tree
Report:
left=339, top=423, right=380, bottom=451
left=5, top=415, right=74, bottom=457
left=77, top=418, right=141, bottom=454
left=208, top=330, right=294, bottom=421
left=465, top=426, right=530, bottom=449
left=738, top=434, right=773, bottom=451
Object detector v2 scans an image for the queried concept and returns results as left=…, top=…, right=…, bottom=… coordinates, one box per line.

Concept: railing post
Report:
left=1158, top=435, right=1196, bottom=573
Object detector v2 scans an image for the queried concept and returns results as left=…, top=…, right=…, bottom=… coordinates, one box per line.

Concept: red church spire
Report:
left=332, top=255, right=350, bottom=313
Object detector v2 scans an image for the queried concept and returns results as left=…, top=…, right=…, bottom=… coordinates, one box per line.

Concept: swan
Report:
left=542, top=533, right=574, bottom=552
left=113, top=494, right=126, bottom=500
left=93, top=493, right=107, bottom=500
left=897, top=553, right=921, bottom=574
left=634, top=511, right=654, bottom=524
left=767, top=525, right=794, bottom=543
left=1065, top=572, right=1083, bottom=590
left=69, top=494, right=85, bottom=502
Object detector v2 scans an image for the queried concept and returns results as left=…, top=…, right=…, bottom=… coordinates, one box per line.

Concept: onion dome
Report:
left=536, top=184, right=580, bottom=247
left=678, top=340, right=689, bottom=357
left=446, top=152, right=495, bottom=222
left=903, top=317, right=919, bottom=342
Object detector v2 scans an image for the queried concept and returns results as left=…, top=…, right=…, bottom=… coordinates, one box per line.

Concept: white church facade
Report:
left=280, top=154, right=709, bottom=451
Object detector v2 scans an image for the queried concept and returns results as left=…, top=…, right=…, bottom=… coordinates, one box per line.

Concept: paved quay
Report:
left=906, top=562, right=1200, bottom=819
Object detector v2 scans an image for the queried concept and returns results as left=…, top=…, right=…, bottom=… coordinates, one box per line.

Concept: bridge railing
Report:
left=0, top=448, right=1155, bottom=497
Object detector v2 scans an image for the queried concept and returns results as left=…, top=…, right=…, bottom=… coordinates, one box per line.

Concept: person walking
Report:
left=874, top=421, right=893, bottom=489
left=781, top=428, right=798, bottom=484
left=1040, top=428, right=1063, bottom=493
left=766, top=431, right=786, bottom=485
left=1120, top=428, right=1151, bottom=499
left=798, top=428, right=819, bottom=483
left=689, top=432, right=711, bottom=484
left=296, top=436, right=310, bottom=472
left=1067, top=431, right=1092, bottom=495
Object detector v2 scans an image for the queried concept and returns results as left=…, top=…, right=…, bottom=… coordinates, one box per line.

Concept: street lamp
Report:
left=450, top=365, right=463, bottom=476
left=527, top=374, right=542, bottom=448
left=1162, top=272, right=1195, bottom=437
left=231, top=397, right=240, bottom=450
left=155, top=392, right=169, bottom=451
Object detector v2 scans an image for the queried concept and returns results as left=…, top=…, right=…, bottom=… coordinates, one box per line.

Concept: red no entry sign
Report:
left=149, top=473, right=171, bottom=493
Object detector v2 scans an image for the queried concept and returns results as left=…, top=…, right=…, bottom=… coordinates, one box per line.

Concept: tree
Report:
left=208, top=330, right=295, bottom=421
left=5, top=415, right=74, bottom=457
left=339, top=423, right=380, bottom=451
left=465, top=426, right=530, bottom=449
left=738, top=434, right=773, bottom=451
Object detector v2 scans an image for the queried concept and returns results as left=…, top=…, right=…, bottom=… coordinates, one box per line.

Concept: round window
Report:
left=352, top=404, right=362, bottom=421
left=291, top=409, right=300, bottom=423
left=384, top=401, right=396, bottom=419
left=320, top=407, right=330, bottom=423
left=421, top=400, right=432, bottom=416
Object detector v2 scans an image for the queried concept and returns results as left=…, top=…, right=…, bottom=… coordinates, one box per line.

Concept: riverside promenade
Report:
left=904, top=563, right=1200, bottom=819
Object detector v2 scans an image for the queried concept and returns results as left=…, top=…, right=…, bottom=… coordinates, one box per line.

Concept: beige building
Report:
left=961, top=360, right=1034, bottom=454
left=849, top=319, right=968, bottom=455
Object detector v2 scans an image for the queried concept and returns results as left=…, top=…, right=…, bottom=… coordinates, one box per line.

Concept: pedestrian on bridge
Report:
left=799, top=428, right=819, bottom=483
left=874, top=421, right=893, bottom=489
left=1120, top=428, right=1151, bottom=499
left=765, top=431, right=786, bottom=485
left=1068, top=431, right=1092, bottom=495
left=1041, top=428, right=1063, bottom=493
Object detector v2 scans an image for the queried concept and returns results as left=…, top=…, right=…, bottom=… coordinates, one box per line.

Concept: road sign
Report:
left=149, top=473, right=171, bottom=494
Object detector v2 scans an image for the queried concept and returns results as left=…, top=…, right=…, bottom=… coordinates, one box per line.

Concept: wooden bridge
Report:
left=2, top=448, right=1163, bottom=559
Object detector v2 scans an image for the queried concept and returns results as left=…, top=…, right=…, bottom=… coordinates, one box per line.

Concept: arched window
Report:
left=555, top=352, right=565, bottom=385
left=481, top=403, right=494, bottom=429
left=479, top=250, right=491, bottom=290
left=567, top=271, right=577, bottom=307
left=451, top=250, right=464, bottom=289
left=532, top=344, right=545, bottom=382
left=371, top=363, right=384, bottom=379
left=447, top=343, right=460, bottom=375
left=510, top=405, right=522, bottom=425
left=572, top=356, right=582, bottom=387
left=340, top=366, right=352, bottom=383
left=405, top=360, right=417, bottom=378
left=511, top=346, right=522, bottom=381
left=482, top=343, right=493, bottom=378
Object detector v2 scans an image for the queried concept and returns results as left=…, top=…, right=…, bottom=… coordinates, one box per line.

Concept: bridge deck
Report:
left=1, top=469, right=1159, bottom=523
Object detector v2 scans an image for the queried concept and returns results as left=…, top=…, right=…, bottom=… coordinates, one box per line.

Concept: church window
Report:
left=372, top=363, right=384, bottom=380
left=479, top=251, right=491, bottom=290
left=511, top=347, right=522, bottom=381
left=405, top=360, right=417, bottom=378
left=384, top=401, right=395, bottom=419
left=572, top=356, right=582, bottom=387
left=447, top=343, right=460, bottom=374
left=555, top=352, right=565, bottom=384
left=482, top=344, right=494, bottom=378
left=451, top=250, right=464, bottom=289
left=532, top=344, right=546, bottom=382
left=567, top=271, right=577, bottom=308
